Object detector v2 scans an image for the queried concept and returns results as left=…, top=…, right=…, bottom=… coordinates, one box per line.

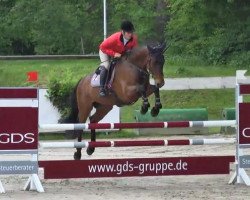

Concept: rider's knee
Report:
left=102, top=61, right=109, bottom=69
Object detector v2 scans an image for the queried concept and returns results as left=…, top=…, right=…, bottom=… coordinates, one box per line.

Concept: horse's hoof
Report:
left=74, top=152, right=81, bottom=160
left=86, top=147, right=95, bottom=155
left=140, top=106, right=148, bottom=115
left=158, top=104, right=162, bottom=109
left=155, top=102, right=162, bottom=109
left=140, top=109, right=147, bottom=115
left=151, top=107, right=159, bottom=117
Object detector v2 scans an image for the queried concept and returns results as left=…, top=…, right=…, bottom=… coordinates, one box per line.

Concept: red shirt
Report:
left=99, top=32, right=138, bottom=57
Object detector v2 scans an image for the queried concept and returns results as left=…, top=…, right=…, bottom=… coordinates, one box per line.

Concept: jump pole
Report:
left=40, top=138, right=236, bottom=148
left=39, top=120, right=236, bottom=131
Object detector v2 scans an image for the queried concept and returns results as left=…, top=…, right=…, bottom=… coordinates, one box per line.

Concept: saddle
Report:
left=90, top=59, right=118, bottom=88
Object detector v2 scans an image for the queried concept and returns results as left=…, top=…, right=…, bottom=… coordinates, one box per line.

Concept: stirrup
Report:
left=99, top=88, right=106, bottom=97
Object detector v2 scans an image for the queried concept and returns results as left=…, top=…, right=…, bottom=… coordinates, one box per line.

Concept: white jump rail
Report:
left=39, top=120, right=236, bottom=131
left=40, top=138, right=236, bottom=149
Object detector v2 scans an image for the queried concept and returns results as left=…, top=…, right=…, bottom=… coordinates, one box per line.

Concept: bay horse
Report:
left=65, top=43, right=167, bottom=160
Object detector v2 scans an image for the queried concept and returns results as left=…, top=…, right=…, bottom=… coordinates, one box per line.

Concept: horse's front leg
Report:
left=140, top=84, right=155, bottom=115
left=86, top=129, right=96, bottom=155
left=140, top=93, right=150, bottom=115
left=140, top=84, right=162, bottom=116
left=150, top=87, right=162, bottom=117
left=86, top=115, right=96, bottom=155
left=74, top=130, right=83, bottom=160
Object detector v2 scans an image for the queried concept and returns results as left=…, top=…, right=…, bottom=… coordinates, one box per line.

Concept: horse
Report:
left=65, top=42, right=167, bottom=160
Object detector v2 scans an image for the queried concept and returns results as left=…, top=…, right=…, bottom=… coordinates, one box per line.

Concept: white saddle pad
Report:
left=90, top=74, right=100, bottom=87
left=90, top=69, right=116, bottom=88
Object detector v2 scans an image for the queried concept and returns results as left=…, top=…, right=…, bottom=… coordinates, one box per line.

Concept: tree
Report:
left=108, top=0, right=169, bottom=44
left=0, top=0, right=169, bottom=55
left=0, top=0, right=18, bottom=54
left=166, top=0, right=250, bottom=66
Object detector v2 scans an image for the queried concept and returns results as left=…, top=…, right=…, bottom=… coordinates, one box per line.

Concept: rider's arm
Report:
left=100, top=33, right=119, bottom=57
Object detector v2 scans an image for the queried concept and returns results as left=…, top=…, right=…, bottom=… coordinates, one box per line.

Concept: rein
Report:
left=131, top=62, right=150, bottom=77
left=122, top=46, right=162, bottom=79
left=128, top=51, right=154, bottom=77
left=134, top=52, right=153, bottom=78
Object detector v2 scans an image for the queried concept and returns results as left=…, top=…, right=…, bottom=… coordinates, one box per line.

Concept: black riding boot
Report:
left=99, top=67, right=108, bottom=97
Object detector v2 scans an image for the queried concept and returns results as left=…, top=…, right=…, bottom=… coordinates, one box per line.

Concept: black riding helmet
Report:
left=121, top=20, right=135, bottom=32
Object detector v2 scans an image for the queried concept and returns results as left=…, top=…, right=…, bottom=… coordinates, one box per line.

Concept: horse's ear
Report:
left=160, top=42, right=167, bottom=50
left=160, top=42, right=166, bottom=52
left=162, top=42, right=170, bottom=53
left=158, top=38, right=170, bottom=53
left=148, top=43, right=168, bottom=54
left=164, top=43, right=170, bottom=53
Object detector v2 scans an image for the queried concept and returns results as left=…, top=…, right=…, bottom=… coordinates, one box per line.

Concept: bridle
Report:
left=123, top=46, right=164, bottom=79
left=144, top=50, right=164, bottom=78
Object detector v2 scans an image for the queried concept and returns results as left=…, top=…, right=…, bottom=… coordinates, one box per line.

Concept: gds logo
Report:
left=0, top=133, right=35, bottom=144
left=242, top=128, right=250, bottom=138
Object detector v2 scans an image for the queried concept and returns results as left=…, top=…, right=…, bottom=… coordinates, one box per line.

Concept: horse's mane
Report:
left=122, top=44, right=165, bottom=66
left=125, top=43, right=165, bottom=58
left=123, top=46, right=146, bottom=59
left=120, top=46, right=148, bottom=66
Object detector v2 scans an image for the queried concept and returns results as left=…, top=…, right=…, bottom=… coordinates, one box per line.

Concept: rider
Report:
left=98, top=20, right=138, bottom=96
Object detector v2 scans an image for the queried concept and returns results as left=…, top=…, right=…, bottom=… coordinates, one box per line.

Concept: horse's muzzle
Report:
left=156, top=80, right=165, bottom=88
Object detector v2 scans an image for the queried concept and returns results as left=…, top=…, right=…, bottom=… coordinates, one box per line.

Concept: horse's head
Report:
left=146, top=43, right=167, bottom=88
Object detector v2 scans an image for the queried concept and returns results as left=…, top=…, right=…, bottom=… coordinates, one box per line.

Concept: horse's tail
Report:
left=60, top=80, right=80, bottom=124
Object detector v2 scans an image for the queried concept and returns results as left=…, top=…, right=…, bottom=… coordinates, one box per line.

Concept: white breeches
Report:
left=99, top=50, right=110, bottom=69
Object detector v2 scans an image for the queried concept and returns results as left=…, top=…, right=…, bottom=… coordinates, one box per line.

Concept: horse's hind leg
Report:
left=86, top=105, right=113, bottom=155
left=74, top=101, right=93, bottom=160
left=140, top=87, right=150, bottom=114
left=74, top=130, right=83, bottom=160
left=140, top=95, right=150, bottom=114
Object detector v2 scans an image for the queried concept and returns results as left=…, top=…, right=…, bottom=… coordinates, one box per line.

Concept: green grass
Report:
left=165, top=65, right=240, bottom=77
left=39, top=130, right=140, bottom=140
left=166, top=55, right=250, bottom=77
left=165, top=61, right=250, bottom=77
left=1, top=58, right=248, bottom=87
left=0, top=59, right=99, bottom=87
left=120, top=89, right=235, bottom=134
left=121, top=89, right=235, bottom=122
left=39, top=133, right=65, bottom=140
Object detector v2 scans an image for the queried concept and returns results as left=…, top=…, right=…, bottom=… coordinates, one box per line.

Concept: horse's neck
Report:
left=126, top=48, right=148, bottom=70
